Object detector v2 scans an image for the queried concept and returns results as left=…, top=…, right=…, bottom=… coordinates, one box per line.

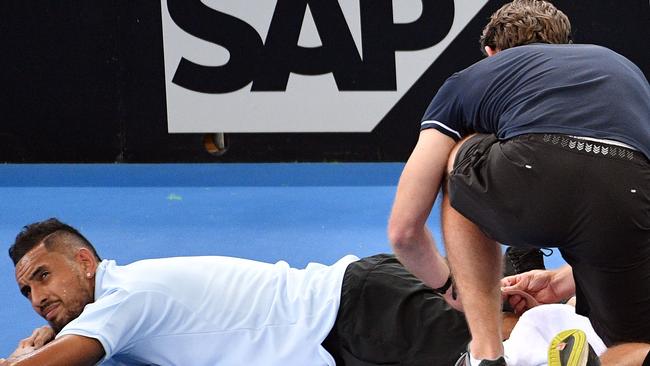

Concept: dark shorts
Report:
left=448, top=133, right=650, bottom=345
left=322, top=254, right=470, bottom=365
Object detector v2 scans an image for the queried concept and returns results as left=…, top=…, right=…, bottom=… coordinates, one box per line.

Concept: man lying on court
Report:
left=2, top=218, right=607, bottom=366
left=2, top=218, right=474, bottom=365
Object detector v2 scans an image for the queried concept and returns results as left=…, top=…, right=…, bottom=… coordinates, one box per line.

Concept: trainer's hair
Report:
left=480, top=0, right=571, bottom=55
left=9, top=218, right=101, bottom=265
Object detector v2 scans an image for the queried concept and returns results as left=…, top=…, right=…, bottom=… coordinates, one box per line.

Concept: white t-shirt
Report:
left=57, top=255, right=358, bottom=365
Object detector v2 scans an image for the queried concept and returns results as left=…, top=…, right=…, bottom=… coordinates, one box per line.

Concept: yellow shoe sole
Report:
left=548, top=329, right=589, bottom=366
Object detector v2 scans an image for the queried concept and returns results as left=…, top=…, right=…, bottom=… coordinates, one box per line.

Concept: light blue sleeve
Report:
left=57, top=289, right=167, bottom=363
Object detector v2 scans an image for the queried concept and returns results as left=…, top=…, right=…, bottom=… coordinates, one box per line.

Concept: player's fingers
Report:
left=512, top=297, right=528, bottom=314
left=18, top=337, right=34, bottom=348
left=33, top=335, right=46, bottom=348
left=18, top=327, right=44, bottom=348
left=507, top=294, right=524, bottom=312
left=508, top=293, right=522, bottom=305
left=33, top=327, right=55, bottom=348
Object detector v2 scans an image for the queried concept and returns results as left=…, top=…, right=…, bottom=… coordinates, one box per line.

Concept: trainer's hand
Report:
left=442, top=285, right=464, bottom=312
left=501, top=269, right=564, bottom=314
left=10, top=325, right=55, bottom=358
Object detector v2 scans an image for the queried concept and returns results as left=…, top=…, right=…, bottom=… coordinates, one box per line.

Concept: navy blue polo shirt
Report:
left=421, top=44, right=650, bottom=159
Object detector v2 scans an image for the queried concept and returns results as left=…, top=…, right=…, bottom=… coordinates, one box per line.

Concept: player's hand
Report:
left=501, top=287, right=539, bottom=312
left=500, top=269, right=564, bottom=314
left=10, top=325, right=55, bottom=358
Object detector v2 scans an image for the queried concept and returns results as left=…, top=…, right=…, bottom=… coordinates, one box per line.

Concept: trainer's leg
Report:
left=600, top=343, right=650, bottom=366
left=442, top=191, right=504, bottom=360
left=442, top=136, right=504, bottom=360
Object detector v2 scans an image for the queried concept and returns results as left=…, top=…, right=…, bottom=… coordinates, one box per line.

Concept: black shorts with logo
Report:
left=322, top=254, right=470, bottom=365
left=448, top=133, right=650, bottom=345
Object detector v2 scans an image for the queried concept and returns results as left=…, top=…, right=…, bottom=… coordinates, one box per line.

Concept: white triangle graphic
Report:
left=162, top=0, right=488, bottom=132
left=298, top=5, right=322, bottom=48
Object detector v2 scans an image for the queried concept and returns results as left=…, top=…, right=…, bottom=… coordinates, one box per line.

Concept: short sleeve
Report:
left=420, top=73, right=471, bottom=141
left=57, top=290, right=165, bottom=362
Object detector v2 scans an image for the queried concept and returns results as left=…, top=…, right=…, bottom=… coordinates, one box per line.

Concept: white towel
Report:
left=503, top=304, right=607, bottom=366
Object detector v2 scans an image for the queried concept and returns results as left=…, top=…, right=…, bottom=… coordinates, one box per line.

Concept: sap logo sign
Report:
left=161, top=0, right=486, bottom=133
left=168, top=0, right=453, bottom=93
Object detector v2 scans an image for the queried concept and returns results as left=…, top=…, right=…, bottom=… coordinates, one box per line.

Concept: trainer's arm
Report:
left=388, top=129, right=456, bottom=289
left=0, top=335, right=104, bottom=366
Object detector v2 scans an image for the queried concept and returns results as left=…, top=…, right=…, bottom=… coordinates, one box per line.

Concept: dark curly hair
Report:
left=480, top=0, right=571, bottom=55
left=9, top=218, right=101, bottom=265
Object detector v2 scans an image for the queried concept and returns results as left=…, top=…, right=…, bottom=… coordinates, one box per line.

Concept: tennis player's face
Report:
left=15, top=244, right=95, bottom=332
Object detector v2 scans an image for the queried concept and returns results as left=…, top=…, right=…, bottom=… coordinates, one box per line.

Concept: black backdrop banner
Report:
left=1, top=1, right=648, bottom=162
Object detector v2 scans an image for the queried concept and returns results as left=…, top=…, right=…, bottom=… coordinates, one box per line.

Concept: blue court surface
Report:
left=0, top=163, right=566, bottom=356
